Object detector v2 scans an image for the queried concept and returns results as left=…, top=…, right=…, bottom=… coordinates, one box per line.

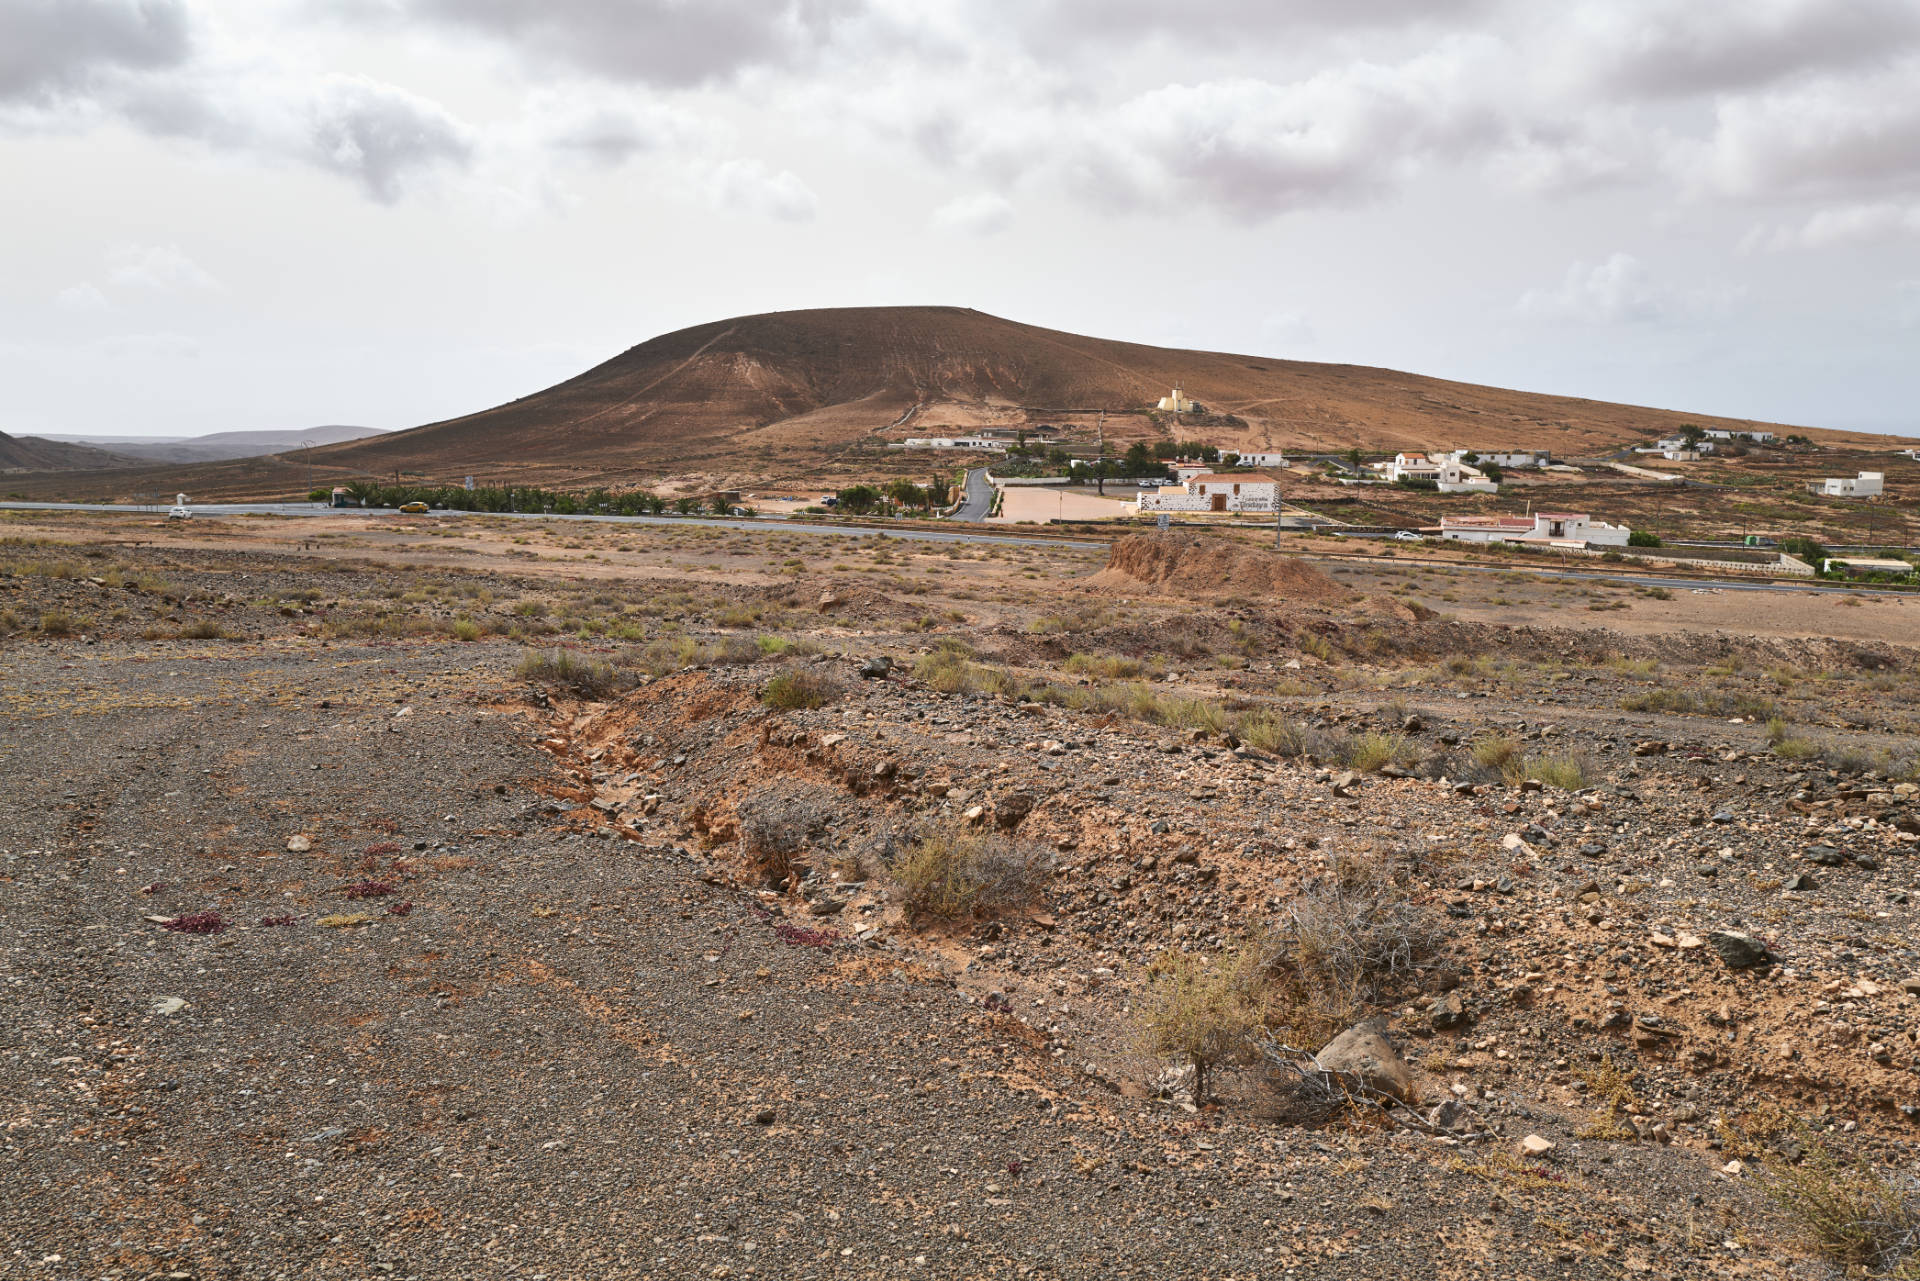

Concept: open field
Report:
left=5, top=513, right=1920, bottom=1278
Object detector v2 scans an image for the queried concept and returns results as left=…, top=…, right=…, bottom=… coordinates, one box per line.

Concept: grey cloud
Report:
left=1700, top=60, right=1920, bottom=199
left=998, top=0, right=1499, bottom=51
left=305, top=75, right=473, bottom=202
left=395, top=0, right=863, bottom=87
left=1565, top=0, right=1920, bottom=98
left=0, top=0, right=191, bottom=105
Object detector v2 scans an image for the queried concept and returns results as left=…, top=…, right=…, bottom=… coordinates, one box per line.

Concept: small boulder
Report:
left=286, top=834, right=312, bottom=853
left=1314, top=1022, right=1416, bottom=1103
left=1430, top=992, right=1468, bottom=1031
left=1519, top=1134, right=1556, bottom=1157
left=1706, top=930, right=1772, bottom=970
left=859, top=656, right=892, bottom=680
left=994, top=792, right=1035, bottom=830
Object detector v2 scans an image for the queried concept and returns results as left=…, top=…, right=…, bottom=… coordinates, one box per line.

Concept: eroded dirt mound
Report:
left=1089, top=533, right=1347, bottom=603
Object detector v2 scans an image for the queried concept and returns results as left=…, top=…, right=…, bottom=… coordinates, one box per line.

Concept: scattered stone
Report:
left=1705, top=931, right=1771, bottom=970
left=151, top=997, right=187, bottom=1016
left=1314, top=1023, right=1416, bottom=1103
left=1519, top=1135, right=1555, bottom=1157
left=859, top=656, right=892, bottom=680
left=286, top=834, right=312, bottom=852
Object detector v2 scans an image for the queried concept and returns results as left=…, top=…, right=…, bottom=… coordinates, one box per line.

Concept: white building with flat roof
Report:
left=1808, top=472, right=1885, bottom=498
left=1439, top=511, right=1631, bottom=547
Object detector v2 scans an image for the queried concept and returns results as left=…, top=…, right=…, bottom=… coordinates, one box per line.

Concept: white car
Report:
left=1391, top=530, right=1422, bottom=542
left=167, top=505, right=192, bottom=520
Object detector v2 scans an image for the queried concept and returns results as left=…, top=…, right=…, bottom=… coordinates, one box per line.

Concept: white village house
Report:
left=1457, top=449, right=1551, bottom=468
left=1137, top=471, right=1279, bottom=513
left=1371, top=452, right=1497, bottom=493
left=1807, top=472, right=1885, bottom=498
left=1439, top=511, right=1631, bottom=547
left=896, top=436, right=1007, bottom=451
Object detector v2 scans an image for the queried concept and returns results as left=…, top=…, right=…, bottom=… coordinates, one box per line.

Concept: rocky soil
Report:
left=3, top=521, right=1918, bottom=1279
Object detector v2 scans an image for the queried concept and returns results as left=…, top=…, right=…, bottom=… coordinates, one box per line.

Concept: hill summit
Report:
left=312, top=305, right=1798, bottom=479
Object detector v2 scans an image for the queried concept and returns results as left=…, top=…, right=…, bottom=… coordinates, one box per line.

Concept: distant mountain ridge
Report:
left=27, top=424, right=384, bottom=465
left=0, top=431, right=137, bottom=473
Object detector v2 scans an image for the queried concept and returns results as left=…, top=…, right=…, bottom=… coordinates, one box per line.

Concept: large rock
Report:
left=1706, top=930, right=1772, bottom=970
left=1315, top=1022, right=1417, bottom=1103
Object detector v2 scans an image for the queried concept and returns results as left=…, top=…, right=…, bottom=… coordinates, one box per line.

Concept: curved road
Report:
left=952, top=467, right=993, bottom=521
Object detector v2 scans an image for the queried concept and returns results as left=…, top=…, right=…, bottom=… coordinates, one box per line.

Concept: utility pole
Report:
left=1274, top=472, right=1284, bottom=548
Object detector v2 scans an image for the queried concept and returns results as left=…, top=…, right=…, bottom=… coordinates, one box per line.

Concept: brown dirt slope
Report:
left=1091, top=532, right=1348, bottom=603
left=301, top=306, right=1835, bottom=473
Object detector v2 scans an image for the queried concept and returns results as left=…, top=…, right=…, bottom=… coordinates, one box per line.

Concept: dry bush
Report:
left=1765, top=1140, right=1920, bottom=1277
left=176, top=618, right=230, bottom=640
left=515, top=647, right=627, bottom=699
left=889, top=821, right=1048, bottom=922
left=736, top=783, right=839, bottom=885
left=762, top=668, right=842, bottom=710
left=1135, top=947, right=1263, bottom=1103
left=1256, top=851, right=1441, bottom=1041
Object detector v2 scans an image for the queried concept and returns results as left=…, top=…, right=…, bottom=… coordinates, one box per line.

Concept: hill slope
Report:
left=307, top=305, right=1817, bottom=481
left=29, top=425, right=384, bottom=464
left=0, top=431, right=136, bottom=473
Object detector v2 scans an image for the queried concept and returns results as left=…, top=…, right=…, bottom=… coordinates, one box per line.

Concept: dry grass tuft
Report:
left=889, top=821, right=1048, bottom=922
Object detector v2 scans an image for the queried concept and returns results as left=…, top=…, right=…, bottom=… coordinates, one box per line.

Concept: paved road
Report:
left=951, top=466, right=993, bottom=521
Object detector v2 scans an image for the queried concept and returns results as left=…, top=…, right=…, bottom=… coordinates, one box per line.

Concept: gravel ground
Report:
left=5, top=528, right=1918, bottom=1280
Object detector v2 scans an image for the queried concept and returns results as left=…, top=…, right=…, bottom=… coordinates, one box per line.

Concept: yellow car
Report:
left=398, top=502, right=430, bottom=514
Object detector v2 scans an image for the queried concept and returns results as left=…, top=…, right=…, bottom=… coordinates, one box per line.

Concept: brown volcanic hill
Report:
left=305, top=305, right=1830, bottom=480
left=12, top=306, right=1903, bottom=503
left=0, top=430, right=135, bottom=474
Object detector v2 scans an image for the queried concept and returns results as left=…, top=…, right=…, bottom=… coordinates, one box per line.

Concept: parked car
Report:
left=1391, top=530, right=1422, bottom=541
left=167, top=505, right=191, bottom=520
left=398, top=501, right=429, bottom=514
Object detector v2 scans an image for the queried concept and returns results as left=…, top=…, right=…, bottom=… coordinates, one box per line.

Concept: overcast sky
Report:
left=3, top=0, right=1919, bottom=439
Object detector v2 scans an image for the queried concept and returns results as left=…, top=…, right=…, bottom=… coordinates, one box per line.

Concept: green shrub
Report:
left=452, top=619, right=481, bottom=642
left=38, top=610, right=73, bottom=636
left=1627, top=529, right=1662, bottom=547
left=1136, top=948, right=1263, bottom=1104
left=1343, top=731, right=1412, bottom=772
left=762, top=669, right=842, bottom=710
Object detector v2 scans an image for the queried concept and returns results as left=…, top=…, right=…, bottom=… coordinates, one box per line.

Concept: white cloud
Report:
left=54, top=281, right=113, bottom=313
left=931, top=193, right=1011, bottom=236
left=1748, top=202, right=1920, bottom=251
left=1517, top=253, right=1682, bottom=324
left=705, top=158, right=817, bottom=222
left=106, top=242, right=221, bottom=291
